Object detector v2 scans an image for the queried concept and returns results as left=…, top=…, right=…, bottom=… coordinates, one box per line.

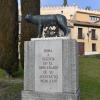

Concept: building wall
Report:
left=73, top=10, right=100, bottom=55
left=71, top=25, right=100, bottom=55
left=41, top=6, right=100, bottom=55
left=75, top=11, right=100, bottom=22
left=75, top=12, right=90, bottom=22
left=41, top=6, right=78, bottom=20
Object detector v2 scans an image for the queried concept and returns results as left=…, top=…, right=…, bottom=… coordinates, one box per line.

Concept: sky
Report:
left=41, top=0, right=100, bottom=9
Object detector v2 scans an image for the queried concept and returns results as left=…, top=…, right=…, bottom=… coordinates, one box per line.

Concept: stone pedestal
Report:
left=22, top=37, right=80, bottom=100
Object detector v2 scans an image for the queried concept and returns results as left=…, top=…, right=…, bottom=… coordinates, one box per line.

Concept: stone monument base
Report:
left=22, top=37, right=80, bottom=100
left=22, top=90, right=80, bottom=100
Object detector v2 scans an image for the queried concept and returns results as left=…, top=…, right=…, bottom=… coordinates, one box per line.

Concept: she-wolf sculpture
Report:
left=25, top=14, right=68, bottom=37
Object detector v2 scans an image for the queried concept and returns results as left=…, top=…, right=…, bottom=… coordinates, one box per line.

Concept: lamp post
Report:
left=87, top=28, right=91, bottom=42
left=18, top=0, right=22, bottom=66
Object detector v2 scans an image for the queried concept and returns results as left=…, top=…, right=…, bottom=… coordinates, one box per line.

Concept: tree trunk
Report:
left=0, top=0, right=18, bottom=76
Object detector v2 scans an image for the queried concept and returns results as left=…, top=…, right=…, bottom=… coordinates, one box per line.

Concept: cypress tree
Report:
left=63, top=0, right=67, bottom=6
left=21, top=0, right=40, bottom=67
left=0, top=0, right=18, bottom=76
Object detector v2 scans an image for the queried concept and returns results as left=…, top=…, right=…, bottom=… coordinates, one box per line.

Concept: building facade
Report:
left=41, top=6, right=100, bottom=55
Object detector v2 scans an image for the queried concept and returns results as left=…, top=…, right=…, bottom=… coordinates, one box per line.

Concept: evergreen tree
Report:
left=85, top=6, right=91, bottom=10
left=0, top=0, right=18, bottom=76
left=63, top=0, right=67, bottom=6
left=21, top=0, right=40, bottom=67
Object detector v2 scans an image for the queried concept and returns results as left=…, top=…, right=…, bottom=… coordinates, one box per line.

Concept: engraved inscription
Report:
left=39, top=49, right=58, bottom=84
left=35, top=40, right=62, bottom=93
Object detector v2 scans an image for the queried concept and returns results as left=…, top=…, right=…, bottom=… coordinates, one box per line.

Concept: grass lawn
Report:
left=0, top=69, right=23, bottom=100
left=80, top=55, right=100, bottom=100
left=0, top=79, right=23, bottom=100
left=0, top=55, right=100, bottom=100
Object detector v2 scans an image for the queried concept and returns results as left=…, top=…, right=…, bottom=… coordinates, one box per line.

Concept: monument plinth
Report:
left=22, top=37, right=80, bottom=100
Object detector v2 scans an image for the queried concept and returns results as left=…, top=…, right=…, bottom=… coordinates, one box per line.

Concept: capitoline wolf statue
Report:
left=25, top=14, right=69, bottom=37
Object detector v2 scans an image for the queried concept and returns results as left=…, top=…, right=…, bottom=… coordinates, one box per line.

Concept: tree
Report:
left=85, top=6, right=91, bottom=10
left=0, top=0, right=18, bottom=76
left=21, top=0, right=40, bottom=67
left=63, top=0, right=67, bottom=6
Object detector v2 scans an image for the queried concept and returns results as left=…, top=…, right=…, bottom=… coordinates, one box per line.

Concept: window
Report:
left=78, top=28, right=83, bottom=39
left=91, top=29, right=96, bottom=40
left=78, top=42, right=84, bottom=55
left=92, top=43, right=96, bottom=51
left=90, top=16, right=100, bottom=22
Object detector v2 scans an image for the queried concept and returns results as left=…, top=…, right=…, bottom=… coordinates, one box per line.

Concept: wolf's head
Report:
left=25, top=14, right=33, bottom=23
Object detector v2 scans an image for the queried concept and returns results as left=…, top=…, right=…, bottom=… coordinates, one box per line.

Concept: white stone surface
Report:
left=24, top=41, right=35, bottom=90
left=22, top=37, right=80, bottom=100
left=22, top=90, right=80, bottom=100
left=35, top=40, right=62, bottom=93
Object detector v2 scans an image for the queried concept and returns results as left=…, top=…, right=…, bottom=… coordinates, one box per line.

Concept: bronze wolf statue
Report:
left=25, top=14, right=68, bottom=37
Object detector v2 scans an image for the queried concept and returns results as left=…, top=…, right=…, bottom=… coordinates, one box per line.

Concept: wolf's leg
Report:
left=38, top=24, right=43, bottom=38
left=61, top=25, right=68, bottom=36
left=58, top=22, right=68, bottom=36
left=56, top=15, right=68, bottom=36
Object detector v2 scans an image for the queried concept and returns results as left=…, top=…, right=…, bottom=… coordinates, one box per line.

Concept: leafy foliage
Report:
left=63, top=0, right=67, bottom=6
left=0, top=68, right=7, bottom=78
left=21, top=0, right=40, bottom=67
left=0, top=0, right=18, bottom=76
left=85, top=6, right=92, bottom=10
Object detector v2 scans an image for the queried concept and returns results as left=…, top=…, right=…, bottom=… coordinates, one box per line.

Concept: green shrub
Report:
left=12, top=62, right=23, bottom=78
left=0, top=68, right=8, bottom=78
